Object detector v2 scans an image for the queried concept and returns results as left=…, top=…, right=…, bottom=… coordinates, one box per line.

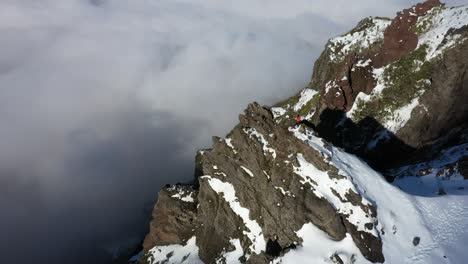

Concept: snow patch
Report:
left=418, top=6, right=468, bottom=60
left=271, top=107, right=287, bottom=119
left=241, top=166, right=255, bottom=177
left=329, top=18, right=391, bottom=63
left=272, top=223, right=368, bottom=264
left=225, top=138, right=238, bottom=154
left=147, top=237, right=202, bottom=264
left=346, top=67, right=387, bottom=120
left=325, top=80, right=337, bottom=95
left=274, top=186, right=295, bottom=197
left=243, top=127, right=277, bottom=159
left=355, top=59, right=372, bottom=67
left=384, top=96, right=420, bottom=133
left=293, top=89, right=318, bottom=112
left=203, top=176, right=266, bottom=255
left=217, top=238, right=244, bottom=264
left=293, top=153, right=378, bottom=236
left=171, top=191, right=195, bottom=203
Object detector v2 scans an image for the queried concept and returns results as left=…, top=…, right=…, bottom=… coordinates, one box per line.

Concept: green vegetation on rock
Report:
left=298, top=93, right=320, bottom=117
left=347, top=17, right=379, bottom=35
left=352, top=45, right=432, bottom=122
left=410, top=6, right=444, bottom=35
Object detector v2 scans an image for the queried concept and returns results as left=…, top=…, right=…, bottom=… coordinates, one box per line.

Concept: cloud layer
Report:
left=0, top=0, right=464, bottom=263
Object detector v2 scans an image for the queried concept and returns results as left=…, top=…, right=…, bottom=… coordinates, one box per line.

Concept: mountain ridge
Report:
left=137, top=1, right=468, bottom=263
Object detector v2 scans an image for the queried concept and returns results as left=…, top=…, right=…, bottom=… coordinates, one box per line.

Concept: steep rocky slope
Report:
left=274, top=0, right=468, bottom=170
left=138, top=1, right=468, bottom=263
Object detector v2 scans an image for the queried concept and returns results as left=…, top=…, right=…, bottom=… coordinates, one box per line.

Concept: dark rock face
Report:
left=459, top=156, right=468, bottom=179
left=141, top=185, right=198, bottom=252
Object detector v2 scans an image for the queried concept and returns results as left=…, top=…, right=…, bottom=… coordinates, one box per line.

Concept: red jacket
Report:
left=296, top=116, right=302, bottom=122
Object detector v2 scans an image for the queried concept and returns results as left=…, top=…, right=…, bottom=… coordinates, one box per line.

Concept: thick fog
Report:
left=0, top=0, right=464, bottom=263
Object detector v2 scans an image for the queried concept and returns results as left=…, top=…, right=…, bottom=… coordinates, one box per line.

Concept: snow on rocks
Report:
left=384, top=96, right=421, bottom=133
left=289, top=126, right=378, bottom=236
left=346, top=66, right=387, bottom=120
left=272, top=223, right=369, bottom=264
left=171, top=191, right=195, bottom=203
left=285, top=126, right=443, bottom=263
left=243, top=127, right=277, bottom=159
left=293, top=89, right=318, bottom=112
left=203, top=176, right=266, bottom=255
left=325, top=80, right=338, bottom=95
left=271, top=107, right=287, bottom=119
left=417, top=5, right=468, bottom=61
left=293, top=153, right=378, bottom=236
left=147, top=237, right=203, bottom=264
left=167, top=185, right=196, bottom=203
left=224, top=138, right=238, bottom=154
left=328, top=17, right=391, bottom=63
left=355, top=59, right=372, bottom=68
left=216, top=238, right=244, bottom=264
left=274, top=186, right=295, bottom=198
left=241, top=166, right=255, bottom=177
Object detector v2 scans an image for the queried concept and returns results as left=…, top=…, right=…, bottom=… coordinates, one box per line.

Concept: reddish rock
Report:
left=318, top=0, right=442, bottom=113
left=375, top=0, right=442, bottom=67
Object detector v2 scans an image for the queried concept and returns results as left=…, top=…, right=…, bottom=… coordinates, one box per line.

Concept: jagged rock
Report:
left=140, top=185, right=198, bottom=255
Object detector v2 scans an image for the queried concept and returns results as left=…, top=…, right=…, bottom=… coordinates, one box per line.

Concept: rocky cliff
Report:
left=138, top=1, right=468, bottom=263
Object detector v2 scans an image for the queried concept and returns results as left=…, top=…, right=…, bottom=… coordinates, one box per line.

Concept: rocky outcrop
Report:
left=141, top=185, right=198, bottom=254
left=140, top=103, right=384, bottom=263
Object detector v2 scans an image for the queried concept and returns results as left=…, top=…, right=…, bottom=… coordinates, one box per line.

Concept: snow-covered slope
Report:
left=274, top=129, right=468, bottom=264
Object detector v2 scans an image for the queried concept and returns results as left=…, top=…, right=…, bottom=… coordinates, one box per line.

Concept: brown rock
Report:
left=375, top=0, right=442, bottom=67
left=141, top=185, right=198, bottom=252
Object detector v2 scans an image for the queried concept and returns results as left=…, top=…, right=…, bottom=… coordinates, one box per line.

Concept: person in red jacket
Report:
left=295, top=115, right=303, bottom=127
left=296, top=115, right=302, bottom=123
